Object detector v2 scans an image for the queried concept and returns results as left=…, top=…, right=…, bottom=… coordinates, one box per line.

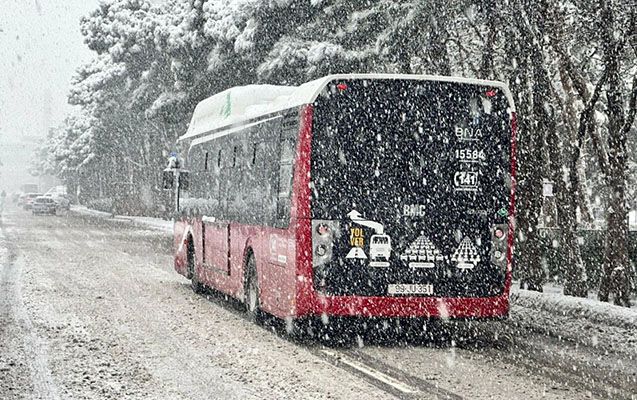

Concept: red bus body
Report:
left=173, top=75, right=517, bottom=321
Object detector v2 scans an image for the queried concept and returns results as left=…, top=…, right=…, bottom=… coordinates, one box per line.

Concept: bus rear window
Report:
left=310, top=79, right=512, bottom=221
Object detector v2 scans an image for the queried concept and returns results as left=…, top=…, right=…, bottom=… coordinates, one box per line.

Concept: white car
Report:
left=32, top=196, right=57, bottom=215
left=46, top=194, right=71, bottom=210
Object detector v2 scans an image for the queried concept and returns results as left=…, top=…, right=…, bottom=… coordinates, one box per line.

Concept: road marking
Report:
left=320, top=349, right=418, bottom=394
left=0, top=222, right=61, bottom=400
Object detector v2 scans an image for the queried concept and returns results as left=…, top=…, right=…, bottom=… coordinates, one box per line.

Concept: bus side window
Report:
left=244, top=123, right=274, bottom=225
left=244, top=139, right=261, bottom=223
left=206, top=143, right=220, bottom=213
left=275, top=133, right=297, bottom=227
left=217, top=136, right=232, bottom=220
left=192, top=145, right=209, bottom=198
left=226, top=137, right=246, bottom=222
left=255, top=120, right=280, bottom=226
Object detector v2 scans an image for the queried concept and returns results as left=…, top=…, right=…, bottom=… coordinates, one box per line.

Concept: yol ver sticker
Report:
left=346, top=209, right=392, bottom=264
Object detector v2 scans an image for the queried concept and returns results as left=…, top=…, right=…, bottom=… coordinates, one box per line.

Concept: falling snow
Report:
left=1, top=0, right=636, bottom=399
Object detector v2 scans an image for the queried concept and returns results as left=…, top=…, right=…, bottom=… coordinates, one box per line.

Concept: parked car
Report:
left=23, top=193, right=44, bottom=210
left=32, top=196, right=57, bottom=215
left=45, top=193, right=71, bottom=210
left=17, top=193, right=26, bottom=206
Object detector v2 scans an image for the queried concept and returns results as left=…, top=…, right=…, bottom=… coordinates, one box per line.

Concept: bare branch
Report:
left=621, top=73, right=637, bottom=137
left=445, top=37, right=480, bottom=76
left=579, top=70, right=609, bottom=176
left=461, top=8, right=486, bottom=44
left=544, top=3, right=593, bottom=101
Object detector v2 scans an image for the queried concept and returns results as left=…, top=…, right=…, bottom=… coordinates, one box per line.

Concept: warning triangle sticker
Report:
left=346, top=247, right=367, bottom=259
left=451, top=236, right=481, bottom=269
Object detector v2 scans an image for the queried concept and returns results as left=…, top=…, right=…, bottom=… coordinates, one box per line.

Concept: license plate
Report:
left=387, top=284, right=434, bottom=295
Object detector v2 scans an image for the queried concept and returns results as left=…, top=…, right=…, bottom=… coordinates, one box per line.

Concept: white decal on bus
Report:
left=451, top=236, right=481, bottom=269
left=453, top=171, right=479, bottom=192
left=346, top=247, right=367, bottom=259
left=455, top=126, right=482, bottom=141
left=369, top=234, right=392, bottom=264
left=400, top=235, right=443, bottom=268
left=403, top=204, right=426, bottom=217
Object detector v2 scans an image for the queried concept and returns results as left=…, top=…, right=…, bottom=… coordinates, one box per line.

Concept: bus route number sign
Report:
left=454, top=171, right=479, bottom=192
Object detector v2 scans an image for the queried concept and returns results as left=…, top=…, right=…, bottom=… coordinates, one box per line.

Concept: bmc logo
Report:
left=403, top=204, right=427, bottom=217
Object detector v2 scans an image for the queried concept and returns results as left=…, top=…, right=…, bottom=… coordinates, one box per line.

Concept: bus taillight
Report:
left=316, top=223, right=331, bottom=236
left=312, top=220, right=340, bottom=267
left=491, top=224, right=508, bottom=268
left=315, top=244, right=328, bottom=257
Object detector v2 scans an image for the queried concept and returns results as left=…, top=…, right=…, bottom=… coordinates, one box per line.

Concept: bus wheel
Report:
left=187, top=239, right=204, bottom=294
left=244, top=253, right=261, bottom=323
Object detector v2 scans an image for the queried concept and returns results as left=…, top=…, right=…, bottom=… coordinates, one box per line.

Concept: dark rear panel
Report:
left=310, top=78, right=512, bottom=298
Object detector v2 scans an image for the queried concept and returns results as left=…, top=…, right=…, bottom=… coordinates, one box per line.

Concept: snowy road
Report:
left=0, top=206, right=635, bottom=400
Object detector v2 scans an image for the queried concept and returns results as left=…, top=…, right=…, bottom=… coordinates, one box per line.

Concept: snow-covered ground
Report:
left=70, top=205, right=173, bottom=234
left=2, top=205, right=635, bottom=399
left=512, top=286, right=637, bottom=329
left=72, top=204, right=637, bottom=330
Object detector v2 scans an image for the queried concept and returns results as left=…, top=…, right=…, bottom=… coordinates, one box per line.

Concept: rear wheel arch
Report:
left=243, top=247, right=256, bottom=289
left=243, top=248, right=262, bottom=322
left=186, top=234, right=195, bottom=279
left=187, top=234, right=205, bottom=294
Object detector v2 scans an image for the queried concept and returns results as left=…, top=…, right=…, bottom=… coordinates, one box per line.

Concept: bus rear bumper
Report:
left=308, top=294, right=509, bottom=320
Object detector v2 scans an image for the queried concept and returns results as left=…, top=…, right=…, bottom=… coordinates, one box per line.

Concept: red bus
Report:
left=168, top=74, right=517, bottom=326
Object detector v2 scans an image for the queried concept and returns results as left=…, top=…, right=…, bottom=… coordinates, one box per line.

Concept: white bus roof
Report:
left=179, top=73, right=515, bottom=142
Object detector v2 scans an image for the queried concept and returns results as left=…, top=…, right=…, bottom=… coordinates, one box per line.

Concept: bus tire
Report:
left=244, top=252, right=262, bottom=323
left=187, top=238, right=204, bottom=294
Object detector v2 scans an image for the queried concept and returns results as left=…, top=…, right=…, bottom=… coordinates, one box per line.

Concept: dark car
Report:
left=32, top=196, right=57, bottom=215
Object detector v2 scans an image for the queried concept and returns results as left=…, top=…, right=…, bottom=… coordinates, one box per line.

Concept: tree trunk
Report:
left=515, top=72, right=546, bottom=291
left=502, top=9, right=545, bottom=291
left=598, top=2, right=631, bottom=306
left=546, top=114, right=588, bottom=297
left=514, top=0, right=560, bottom=291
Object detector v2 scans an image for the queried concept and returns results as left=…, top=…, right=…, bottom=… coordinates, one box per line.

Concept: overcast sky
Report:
left=0, top=0, right=101, bottom=191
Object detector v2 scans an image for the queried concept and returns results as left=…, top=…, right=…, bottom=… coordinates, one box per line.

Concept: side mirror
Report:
left=162, top=170, right=174, bottom=190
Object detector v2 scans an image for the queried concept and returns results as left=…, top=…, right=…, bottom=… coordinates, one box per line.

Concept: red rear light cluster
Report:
left=316, top=223, right=331, bottom=236
left=491, top=224, right=508, bottom=268
left=312, top=220, right=340, bottom=268
left=336, top=83, right=348, bottom=92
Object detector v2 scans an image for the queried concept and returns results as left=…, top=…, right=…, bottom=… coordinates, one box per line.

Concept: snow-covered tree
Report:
left=34, top=0, right=636, bottom=302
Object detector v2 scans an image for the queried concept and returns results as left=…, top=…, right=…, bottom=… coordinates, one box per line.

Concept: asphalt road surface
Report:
left=1, top=205, right=634, bottom=399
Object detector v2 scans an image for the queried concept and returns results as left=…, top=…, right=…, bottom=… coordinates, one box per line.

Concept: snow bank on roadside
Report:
left=70, top=206, right=173, bottom=234
left=70, top=205, right=112, bottom=218
left=511, top=287, right=637, bottom=329
left=116, top=216, right=173, bottom=234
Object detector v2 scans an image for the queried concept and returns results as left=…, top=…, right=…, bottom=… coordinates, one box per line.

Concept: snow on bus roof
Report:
left=178, top=73, right=515, bottom=142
